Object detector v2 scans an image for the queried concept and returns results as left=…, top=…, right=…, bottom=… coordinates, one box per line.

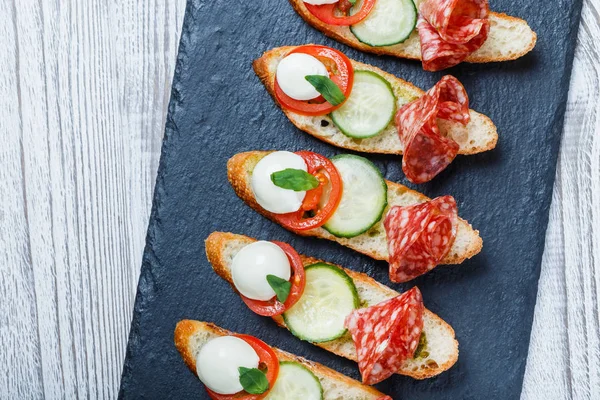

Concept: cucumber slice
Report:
left=331, top=70, right=396, bottom=139
left=323, top=155, right=388, bottom=238
left=283, top=263, right=359, bottom=343
left=350, top=0, right=418, bottom=47
left=265, top=362, right=323, bottom=400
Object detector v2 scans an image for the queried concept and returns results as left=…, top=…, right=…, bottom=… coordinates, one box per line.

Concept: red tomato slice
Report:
left=306, top=0, right=377, bottom=26
left=273, top=151, right=343, bottom=231
left=206, top=335, right=280, bottom=400
left=301, top=172, right=327, bottom=211
left=240, top=241, right=306, bottom=317
left=274, top=45, right=354, bottom=116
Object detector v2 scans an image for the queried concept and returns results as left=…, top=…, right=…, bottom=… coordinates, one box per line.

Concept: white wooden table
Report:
left=0, top=1, right=598, bottom=398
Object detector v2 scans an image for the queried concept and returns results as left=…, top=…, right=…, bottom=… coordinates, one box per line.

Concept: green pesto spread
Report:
left=413, top=332, right=429, bottom=359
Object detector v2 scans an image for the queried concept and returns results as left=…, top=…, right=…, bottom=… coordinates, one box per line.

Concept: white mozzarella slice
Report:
left=304, top=0, right=339, bottom=5
left=251, top=151, right=308, bottom=214
left=196, top=336, right=260, bottom=395
left=231, top=241, right=292, bottom=301
left=276, top=53, right=329, bottom=101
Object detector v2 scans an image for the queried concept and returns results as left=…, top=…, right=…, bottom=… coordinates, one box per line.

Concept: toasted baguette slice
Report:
left=205, top=232, right=459, bottom=379
left=227, top=151, right=482, bottom=264
left=254, top=46, right=498, bottom=156
left=175, top=320, right=386, bottom=399
left=289, top=0, right=536, bottom=64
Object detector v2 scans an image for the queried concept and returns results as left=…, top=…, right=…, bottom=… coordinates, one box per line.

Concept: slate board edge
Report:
left=544, top=0, right=586, bottom=174
left=513, top=0, right=584, bottom=396
left=118, top=0, right=585, bottom=397
left=118, top=0, right=197, bottom=395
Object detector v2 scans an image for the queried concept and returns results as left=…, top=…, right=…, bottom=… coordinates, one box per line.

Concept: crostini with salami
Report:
left=175, top=320, right=390, bottom=398
left=227, top=150, right=482, bottom=283
left=204, top=232, right=460, bottom=382
left=254, top=45, right=498, bottom=183
left=291, top=0, right=536, bottom=71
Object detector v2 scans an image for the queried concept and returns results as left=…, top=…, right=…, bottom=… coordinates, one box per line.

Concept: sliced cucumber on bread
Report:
left=283, top=263, right=360, bottom=342
left=253, top=46, right=498, bottom=156
left=174, top=320, right=385, bottom=399
left=227, top=151, right=483, bottom=264
left=288, top=0, right=536, bottom=63
left=205, top=232, right=460, bottom=379
left=265, top=362, right=324, bottom=400
left=350, top=0, right=418, bottom=46
left=330, top=71, right=396, bottom=139
left=323, top=155, right=388, bottom=238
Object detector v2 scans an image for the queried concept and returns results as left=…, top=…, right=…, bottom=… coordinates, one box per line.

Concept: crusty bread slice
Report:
left=227, top=151, right=483, bottom=264
left=175, top=320, right=386, bottom=399
left=205, top=232, right=459, bottom=379
left=289, top=0, right=536, bottom=64
left=254, top=46, right=498, bottom=156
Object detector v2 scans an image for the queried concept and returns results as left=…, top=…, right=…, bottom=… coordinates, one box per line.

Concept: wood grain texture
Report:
left=0, top=0, right=186, bottom=398
left=0, top=0, right=596, bottom=399
left=523, top=0, right=600, bottom=398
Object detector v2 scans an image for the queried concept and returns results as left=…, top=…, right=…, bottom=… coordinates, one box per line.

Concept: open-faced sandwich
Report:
left=254, top=45, right=498, bottom=183
left=175, top=320, right=392, bottom=399
left=205, top=232, right=459, bottom=382
left=290, top=0, right=536, bottom=71
left=227, top=150, right=482, bottom=282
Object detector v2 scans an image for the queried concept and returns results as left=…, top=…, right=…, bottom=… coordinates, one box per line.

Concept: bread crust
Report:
left=253, top=46, right=499, bottom=156
left=288, top=0, right=536, bottom=63
left=175, top=319, right=205, bottom=372
left=204, top=231, right=460, bottom=379
left=174, top=319, right=385, bottom=398
left=227, top=151, right=483, bottom=264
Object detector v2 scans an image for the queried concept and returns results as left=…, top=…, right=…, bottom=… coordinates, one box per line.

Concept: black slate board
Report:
left=119, top=1, right=583, bottom=398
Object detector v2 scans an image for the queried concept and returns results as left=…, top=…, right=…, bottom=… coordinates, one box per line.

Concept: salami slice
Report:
left=417, top=0, right=490, bottom=71
left=384, top=196, right=458, bottom=283
left=395, top=75, right=468, bottom=184
left=344, top=287, right=425, bottom=385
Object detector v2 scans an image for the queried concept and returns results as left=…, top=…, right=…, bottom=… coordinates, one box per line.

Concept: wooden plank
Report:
left=0, top=0, right=186, bottom=398
left=0, top=0, right=44, bottom=397
left=522, top=0, right=600, bottom=398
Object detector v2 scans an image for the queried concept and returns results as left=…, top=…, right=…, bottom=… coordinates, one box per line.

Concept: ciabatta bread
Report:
left=205, top=232, right=459, bottom=379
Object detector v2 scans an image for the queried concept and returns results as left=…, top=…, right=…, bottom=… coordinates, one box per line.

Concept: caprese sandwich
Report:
left=254, top=45, right=498, bottom=183
left=290, top=0, right=536, bottom=71
left=174, top=320, right=391, bottom=399
left=227, top=150, right=482, bottom=283
left=204, top=232, right=459, bottom=382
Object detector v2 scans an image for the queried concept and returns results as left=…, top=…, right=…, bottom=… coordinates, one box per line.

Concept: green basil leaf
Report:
left=266, top=274, right=292, bottom=303
left=305, top=75, right=346, bottom=106
left=348, top=0, right=357, bottom=4
left=271, top=168, right=319, bottom=191
left=238, top=366, right=269, bottom=395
